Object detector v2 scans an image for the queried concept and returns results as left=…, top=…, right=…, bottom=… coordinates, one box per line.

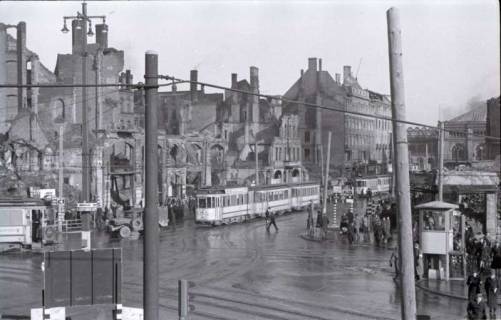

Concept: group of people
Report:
left=339, top=199, right=396, bottom=246
left=465, top=230, right=501, bottom=319
left=467, top=271, right=498, bottom=319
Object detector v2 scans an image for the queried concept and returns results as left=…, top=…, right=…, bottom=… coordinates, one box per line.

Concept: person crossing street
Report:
left=265, top=207, right=278, bottom=232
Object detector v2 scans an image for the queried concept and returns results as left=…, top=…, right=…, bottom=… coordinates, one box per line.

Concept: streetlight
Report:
left=60, top=2, right=106, bottom=202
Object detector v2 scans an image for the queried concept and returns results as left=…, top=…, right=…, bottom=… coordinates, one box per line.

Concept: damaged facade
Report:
left=0, top=20, right=144, bottom=209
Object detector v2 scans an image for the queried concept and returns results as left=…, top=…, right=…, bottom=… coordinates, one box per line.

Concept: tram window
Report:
left=244, top=194, right=248, bottom=203
left=198, top=198, right=206, bottom=208
left=207, top=198, right=212, bottom=208
left=285, top=190, right=288, bottom=198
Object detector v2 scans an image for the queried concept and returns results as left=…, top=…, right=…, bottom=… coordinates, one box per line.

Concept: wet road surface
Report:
left=1, top=210, right=466, bottom=319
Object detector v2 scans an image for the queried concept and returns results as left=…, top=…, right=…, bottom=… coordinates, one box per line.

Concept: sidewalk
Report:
left=418, top=278, right=501, bottom=305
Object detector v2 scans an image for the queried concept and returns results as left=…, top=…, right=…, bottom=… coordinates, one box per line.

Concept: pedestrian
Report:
left=383, top=217, right=392, bottom=244
left=306, top=204, right=313, bottom=230
left=414, top=243, right=424, bottom=281
left=267, top=209, right=278, bottom=232
left=481, top=239, right=492, bottom=276
left=389, top=248, right=399, bottom=281
left=353, top=213, right=361, bottom=243
left=467, top=272, right=481, bottom=302
left=491, top=242, right=501, bottom=286
left=485, top=272, right=498, bottom=318
left=467, top=293, right=487, bottom=320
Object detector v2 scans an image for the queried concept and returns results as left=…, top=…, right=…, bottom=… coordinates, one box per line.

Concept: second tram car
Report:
left=196, top=182, right=320, bottom=225
left=354, top=175, right=392, bottom=196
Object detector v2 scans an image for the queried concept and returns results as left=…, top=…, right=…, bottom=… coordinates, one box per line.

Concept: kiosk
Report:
left=415, top=201, right=465, bottom=281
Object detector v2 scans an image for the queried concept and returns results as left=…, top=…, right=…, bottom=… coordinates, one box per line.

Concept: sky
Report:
left=1, top=0, right=499, bottom=126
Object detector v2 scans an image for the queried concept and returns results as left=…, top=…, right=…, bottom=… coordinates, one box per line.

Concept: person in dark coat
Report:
left=480, top=240, right=492, bottom=275
left=467, top=293, right=487, bottom=320
left=490, top=242, right=501, bottom=284
left=467, top=272, right=482, bottom=302
left=485, top=273, right=498, bottom=318
left=266, top=208, right=278, bottom=232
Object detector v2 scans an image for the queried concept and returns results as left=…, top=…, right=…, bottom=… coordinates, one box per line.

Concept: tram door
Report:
left=214, top=196, right=223, bottom=221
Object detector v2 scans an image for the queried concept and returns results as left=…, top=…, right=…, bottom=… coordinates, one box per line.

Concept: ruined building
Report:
left=0, top=19, right=143, bottom=208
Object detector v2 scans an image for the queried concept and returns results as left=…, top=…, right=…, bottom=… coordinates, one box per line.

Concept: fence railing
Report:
left=61, top=219, right=83, bottom=233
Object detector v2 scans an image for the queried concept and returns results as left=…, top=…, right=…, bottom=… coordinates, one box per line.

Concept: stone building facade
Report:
left=443, top=104, right=487, bottom=166
left=282, top=58, right=392, bottom=179
left=407, top=127, right=439, bottom=172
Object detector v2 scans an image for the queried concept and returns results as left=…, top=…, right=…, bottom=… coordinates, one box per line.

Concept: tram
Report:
left=354, top=175, right=392, bottom=196
left=195, top=182, right=320, bottom=225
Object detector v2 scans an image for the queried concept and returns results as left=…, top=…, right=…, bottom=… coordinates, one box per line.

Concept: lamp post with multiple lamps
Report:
left=61, top=2, right=106, bottom=202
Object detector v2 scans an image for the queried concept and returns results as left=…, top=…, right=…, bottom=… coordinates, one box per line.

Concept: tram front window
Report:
left=198, top=198, right=207, bottom=208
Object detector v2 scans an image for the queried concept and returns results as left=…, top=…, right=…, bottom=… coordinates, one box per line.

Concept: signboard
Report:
left=225, top=187, right=248, bottom=194
left=39, top=189, right=56, bottom=200
left=43, top=248, right=122, bottom=308
left=77, top=202, right=98, bottom=212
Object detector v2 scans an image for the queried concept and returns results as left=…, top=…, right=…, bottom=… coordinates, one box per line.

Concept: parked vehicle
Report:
left=0, top=198, right=55, bottom=251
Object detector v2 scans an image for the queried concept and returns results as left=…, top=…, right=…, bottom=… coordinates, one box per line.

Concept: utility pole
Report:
left=81, top=6, right=89, bottom=202
left=386, top=7, right=416, bottom=320
left=255, top=140, right=259, bottom=185
left=322, top=131, right=331, bottom=214
left=437, top=121, right=444, bottom=201
left=61, top=2, right=106, bottom=202
left=58, top=125, right=64, bottom=231
left=144, top=51, right=159, bottom=320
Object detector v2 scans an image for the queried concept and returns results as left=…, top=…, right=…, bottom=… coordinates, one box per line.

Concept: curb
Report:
left=415, top=279, right=467, bottom=301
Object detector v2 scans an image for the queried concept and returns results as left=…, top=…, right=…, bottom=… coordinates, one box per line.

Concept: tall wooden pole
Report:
left=322, top=132, right=331, bottom=214
left=144, top=51, right=159, bottom=320
left=255, top=140, right=259, bottom=185
left=437, top=121, right=444, bottom=201
left=81, top=2, right=90, bottom=202
left=58, top=125, right=64, bottom=231
left=386, top=7, right=417, bottom=320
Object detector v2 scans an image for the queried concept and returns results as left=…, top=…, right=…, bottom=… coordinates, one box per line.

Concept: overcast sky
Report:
left=1, top=0, right=499, bottom=125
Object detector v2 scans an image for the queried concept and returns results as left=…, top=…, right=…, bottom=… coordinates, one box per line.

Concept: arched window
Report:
left=451, top=143, right=466, bottom=162
left=475, top=144, right=486, bottom=161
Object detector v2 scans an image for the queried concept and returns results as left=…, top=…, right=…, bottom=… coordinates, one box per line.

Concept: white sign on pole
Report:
left=31, top=307, right=66, bottom=320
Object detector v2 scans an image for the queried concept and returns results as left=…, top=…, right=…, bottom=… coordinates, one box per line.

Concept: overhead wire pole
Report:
left=386, top=7, right=416, bottom=320
left=144, top=51, right=160, bottom=320
left=437, top=121, right=445, bottom=201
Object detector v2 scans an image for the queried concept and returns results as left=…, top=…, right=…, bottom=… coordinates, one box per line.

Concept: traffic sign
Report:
left=77, top=203, right=98, bottom=212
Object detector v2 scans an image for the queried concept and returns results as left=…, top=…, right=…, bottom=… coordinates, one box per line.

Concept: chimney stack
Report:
left=71, top=20, right=86, bottom=54
left=17, top=22, right=27, bottom=112
left=343, top=66, right=352, bottom=84
left=250, top=66, right=259, bottom=93
left=250, top=66, right=259, bottom=123
left=95, top=23, right=108, bottom=49
left=335, top=73, right=341, bottom=84
left=125, top=69, right=133, bottom=87
left=308, top=57, right=317, bottom=71
left=231, top=73, right=237, bottom=88
left=190, top=70, right=198, bottom=103
left=319, top=58, right=322, bottom=71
